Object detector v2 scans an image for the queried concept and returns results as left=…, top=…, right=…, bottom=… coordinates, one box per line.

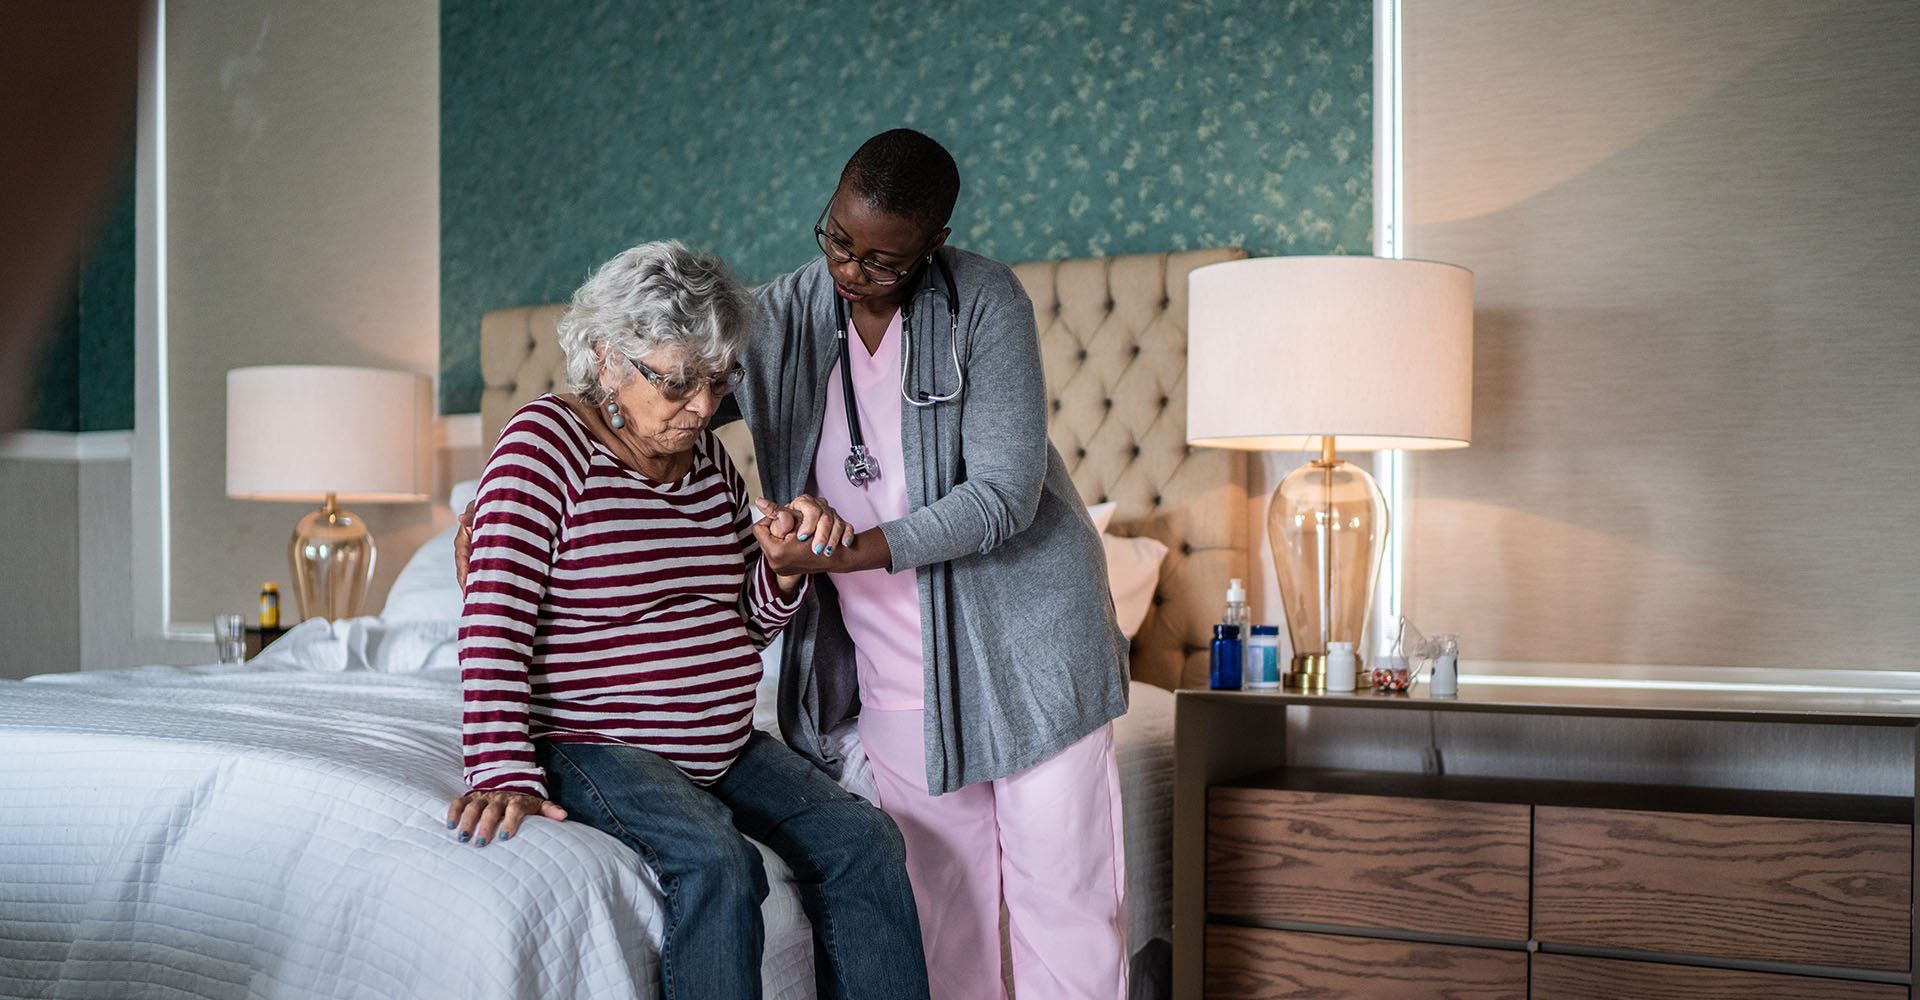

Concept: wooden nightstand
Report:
left=1174, top=688, right=1918, bottom=1000
left=244, top=625, right=291, bottom=659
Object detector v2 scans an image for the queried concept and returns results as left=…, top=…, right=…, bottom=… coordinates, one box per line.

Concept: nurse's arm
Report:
left=877, top=274, right=1049, bottom=570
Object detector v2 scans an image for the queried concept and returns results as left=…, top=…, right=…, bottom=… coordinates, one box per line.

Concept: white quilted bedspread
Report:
left=0, top=664, right=817, bottom=1000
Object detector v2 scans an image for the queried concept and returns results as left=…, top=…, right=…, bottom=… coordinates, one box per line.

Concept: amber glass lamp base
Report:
left=287, top=493, right=376, bottom=621
left=1269, top=439, right=1387, bottom=692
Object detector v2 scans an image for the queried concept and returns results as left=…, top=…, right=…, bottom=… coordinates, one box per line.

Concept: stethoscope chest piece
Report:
left=844, top=444, right=879, bottom=487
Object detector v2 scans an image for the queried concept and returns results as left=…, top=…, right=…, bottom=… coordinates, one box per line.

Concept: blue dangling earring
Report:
left=605, top=399, right=624, bottom=430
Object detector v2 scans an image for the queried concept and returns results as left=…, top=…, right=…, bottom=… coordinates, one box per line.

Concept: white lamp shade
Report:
left=226, top=365, right=433, bottom=502
left=1187, top=256, right=1474, bottom=452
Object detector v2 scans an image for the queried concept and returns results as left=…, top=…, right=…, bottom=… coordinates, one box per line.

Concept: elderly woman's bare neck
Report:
left=557, top=393, right=697, bottom=484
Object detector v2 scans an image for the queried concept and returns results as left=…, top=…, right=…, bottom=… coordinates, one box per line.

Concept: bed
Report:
left=0, top=247, right=1247, bottom=1000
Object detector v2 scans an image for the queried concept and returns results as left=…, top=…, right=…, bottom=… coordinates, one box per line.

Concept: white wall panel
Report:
left=161, top=0, right=441, bottom=628
left=1401, top=0, right=1920, bottom=670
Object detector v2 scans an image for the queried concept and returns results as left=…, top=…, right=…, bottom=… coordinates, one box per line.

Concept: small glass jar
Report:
left=259, top=582, right=281, bottom=629
left=1428, top=634, right=1460, bottom=698
left=1326, top=641, right=1357, bottom=693
left=1245, top=626, right=1281, bottom=689
left=1209, top=624, right=1244, bottom=690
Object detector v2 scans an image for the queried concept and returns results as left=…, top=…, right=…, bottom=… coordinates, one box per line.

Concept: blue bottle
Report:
left=1210, top=624, right=1243, bottom=690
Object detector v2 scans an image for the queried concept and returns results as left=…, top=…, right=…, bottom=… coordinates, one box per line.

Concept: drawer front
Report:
left=1533, top=806, right=1912, bottom=971
left=1206, top=924, right=1526, bottom=1000
left=1531, top=953, right=1908, bottom=1000
left=1207, top=787, right=1531, bottom=940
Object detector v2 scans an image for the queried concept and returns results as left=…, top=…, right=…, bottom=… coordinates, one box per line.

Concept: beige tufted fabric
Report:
left=478, top=247, right=1249, bottom=690
left=1013, top=248, right=1250, bottom=690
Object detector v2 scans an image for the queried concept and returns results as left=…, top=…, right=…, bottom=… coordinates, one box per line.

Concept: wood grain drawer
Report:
left=1531, top=953, right=1907, bottom=1000
left=1533, top=806, right=1912, bottom=971
left=1207, top=786, right=1531, bottom=939
left=1206, top=924, right=1526, bottom=999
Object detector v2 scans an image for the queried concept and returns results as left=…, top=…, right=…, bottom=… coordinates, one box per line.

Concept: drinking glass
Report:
left=214, top=613, right=246, bottom=664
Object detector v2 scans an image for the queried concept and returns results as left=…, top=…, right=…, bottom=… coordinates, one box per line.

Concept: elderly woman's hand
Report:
left=447, top=788, right=567, bottom=847
left=751, top=494, right=855, bottom=591
left=754, top=495, right=855, bottom=555
left=753, top=519, right=824, bottom=585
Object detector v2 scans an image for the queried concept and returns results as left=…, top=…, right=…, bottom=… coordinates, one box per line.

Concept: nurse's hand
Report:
left=453, top=500, right=476, bottom=590
left=755, top=495, right=856, bottom=556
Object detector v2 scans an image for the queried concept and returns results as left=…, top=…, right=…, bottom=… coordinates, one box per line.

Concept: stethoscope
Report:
left=836, top=252, right=964, bottom=488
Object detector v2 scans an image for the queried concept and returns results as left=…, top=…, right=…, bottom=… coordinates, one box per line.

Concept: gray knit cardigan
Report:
left=726, top=247, right=1129, bottom=794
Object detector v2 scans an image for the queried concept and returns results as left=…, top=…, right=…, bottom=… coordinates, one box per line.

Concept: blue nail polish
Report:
left=459, top=831, right=470, bottom=842
left=845, top=536, right=855, bottom=547
left=447, top=820, right=456, bottom=829
left=798, top=533, right=809, bottom=541
left=475, top=837, right=488, bottom=847
left=813, top=544, right=824, bottom=555
left=499, top=830, right=511, bottom=841
left=823, top=546, right=834, bottom=555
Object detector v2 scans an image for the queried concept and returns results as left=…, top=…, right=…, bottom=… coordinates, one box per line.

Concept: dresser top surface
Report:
left=1180, top=678, right=1920, bottom=727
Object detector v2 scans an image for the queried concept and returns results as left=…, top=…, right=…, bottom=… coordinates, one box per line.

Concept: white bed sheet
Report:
left=0, top=621, right=1175, bottom=1000
left=0, top=663, right=815, bottom=1000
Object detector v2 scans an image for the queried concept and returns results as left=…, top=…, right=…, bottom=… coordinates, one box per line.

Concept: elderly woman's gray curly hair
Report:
left=558, top=240, right=756, bottom=404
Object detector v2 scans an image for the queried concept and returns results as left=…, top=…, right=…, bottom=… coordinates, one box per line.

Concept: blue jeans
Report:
left=538, top=733, right=930, bottom=1000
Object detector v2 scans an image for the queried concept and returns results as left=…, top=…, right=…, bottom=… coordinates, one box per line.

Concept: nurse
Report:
left=737, top=129, right=1131, bottom=1000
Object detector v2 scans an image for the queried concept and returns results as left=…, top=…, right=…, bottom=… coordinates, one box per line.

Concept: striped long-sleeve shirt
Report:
left=460, top=395, right=805, bottom=796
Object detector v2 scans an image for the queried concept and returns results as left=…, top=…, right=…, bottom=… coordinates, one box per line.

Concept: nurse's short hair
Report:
left=840, top=128, right=960, bottom=234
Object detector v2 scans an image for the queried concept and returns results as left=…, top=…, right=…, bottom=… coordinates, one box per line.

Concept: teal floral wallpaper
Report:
left=29, top=170, right=136, bottom=432
left=441, top=0, right=1373, bottom=414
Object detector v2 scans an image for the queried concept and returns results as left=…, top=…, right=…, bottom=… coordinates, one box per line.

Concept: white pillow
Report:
left=1087, top=501, right=1118, bottom=534
left=1084, top=501, right=1170, bottom=638
left=380, top=525, right=461, bottom=621
left=379, top=479, right=481, bottom=622
left=448, top=478, right=480, bottom=515
left=249, top=616, right=460, bottom=672
left=1103, top=531, right=1169, bottom=639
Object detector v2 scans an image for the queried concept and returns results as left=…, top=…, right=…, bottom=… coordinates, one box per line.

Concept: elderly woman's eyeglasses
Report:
left=629, top=357, right=745, bottom=401
left=813, top=204, right=930, bottom=286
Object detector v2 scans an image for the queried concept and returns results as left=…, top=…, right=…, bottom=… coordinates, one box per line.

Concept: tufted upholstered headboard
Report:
left=478, top=247, right=1249, bottom=690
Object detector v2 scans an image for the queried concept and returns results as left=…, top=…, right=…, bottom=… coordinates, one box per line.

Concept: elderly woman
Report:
left=445, top=240, right=930, bottom=1000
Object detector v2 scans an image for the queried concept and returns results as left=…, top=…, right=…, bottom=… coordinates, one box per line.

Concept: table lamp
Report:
left=1187, top=256, right=1472, bottom=692
left=226, top=365, right=433, bottom=621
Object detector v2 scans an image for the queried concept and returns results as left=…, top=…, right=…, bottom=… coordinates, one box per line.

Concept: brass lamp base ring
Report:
left=1286, top=653, right=1328, bottom=692
left=1285, top=652, right=1366, bottom=693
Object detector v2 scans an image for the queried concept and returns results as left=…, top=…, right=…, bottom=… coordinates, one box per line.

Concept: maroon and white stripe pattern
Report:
left=460, top=395, right=804, bottom=796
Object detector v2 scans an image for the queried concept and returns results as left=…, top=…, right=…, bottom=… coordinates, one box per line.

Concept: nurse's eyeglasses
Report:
left=814, top=204, right=934, bottom=286
left=628, top=357, right=745, bottom=401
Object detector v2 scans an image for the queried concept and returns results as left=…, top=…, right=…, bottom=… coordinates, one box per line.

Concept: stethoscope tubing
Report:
left=833, top=253, right=963, bottom=486
left=900, top=254, right=965, bottom=408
